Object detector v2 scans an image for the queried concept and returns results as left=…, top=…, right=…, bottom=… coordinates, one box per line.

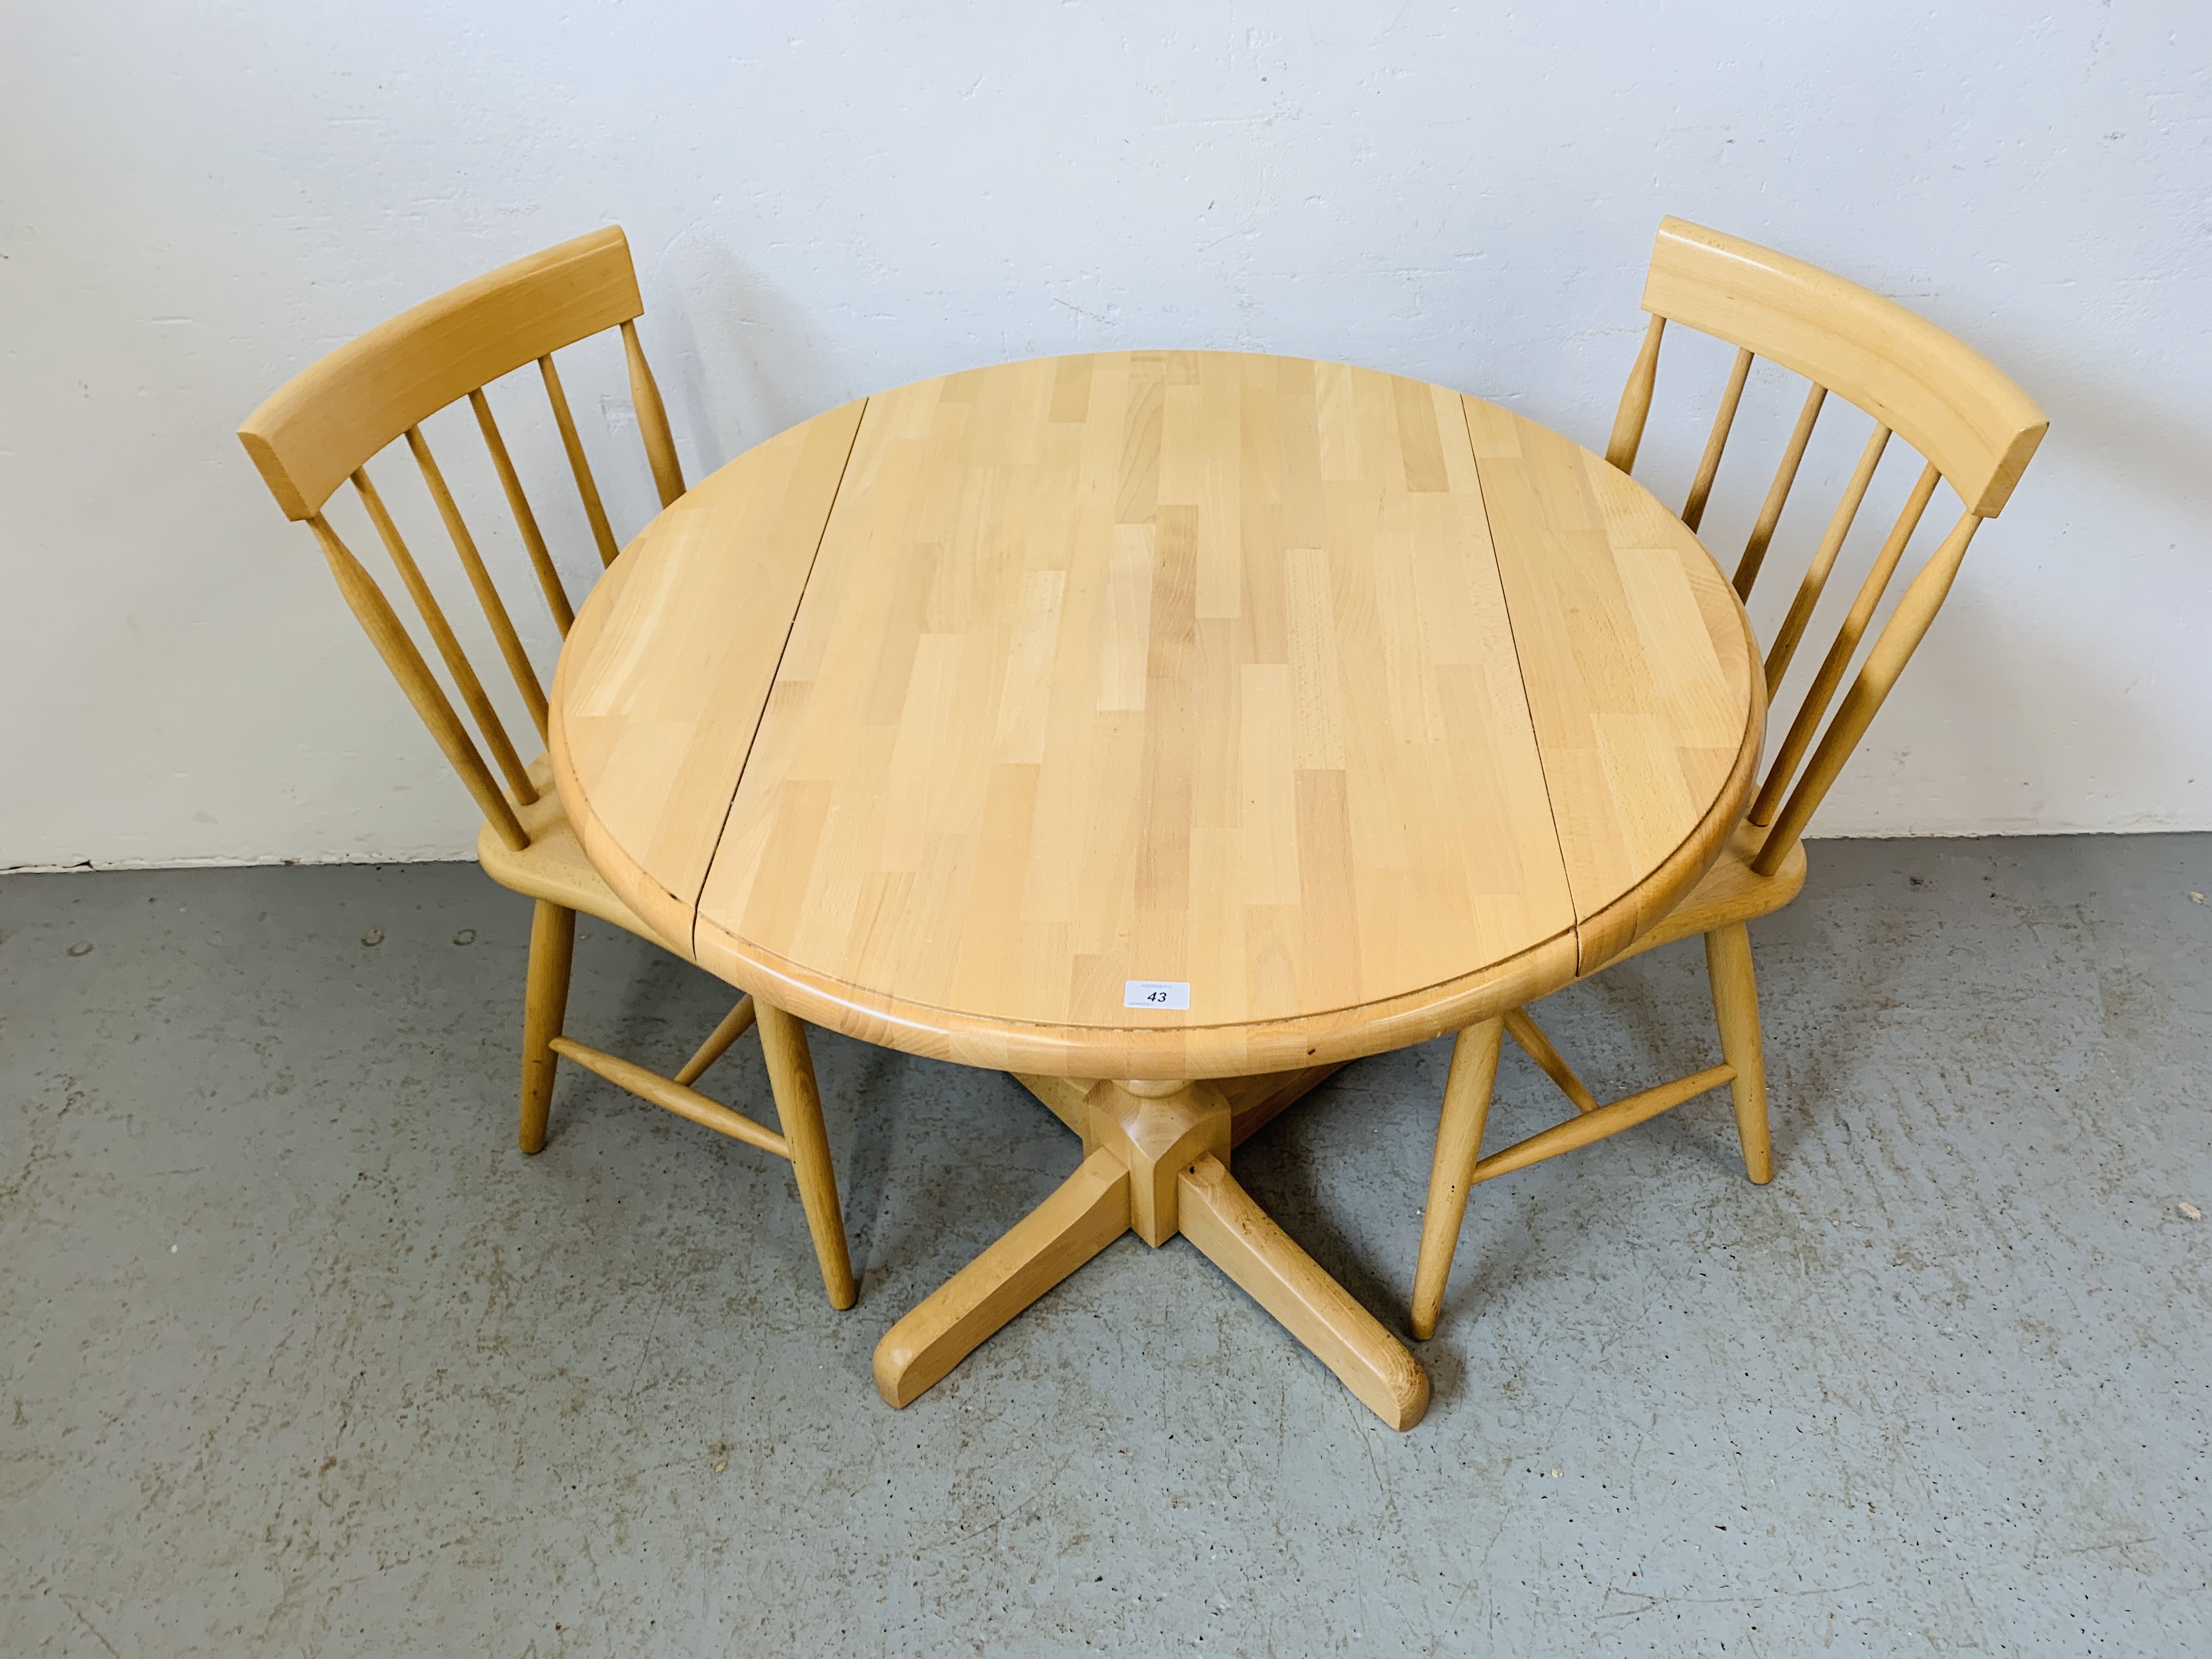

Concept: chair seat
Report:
left=1602, top=820, right=1808, bottom=969
left=475, top=755, right=681, bottom=951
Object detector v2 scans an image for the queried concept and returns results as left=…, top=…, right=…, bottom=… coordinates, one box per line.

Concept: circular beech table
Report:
left=552, top=351, right=1761, bottom=1430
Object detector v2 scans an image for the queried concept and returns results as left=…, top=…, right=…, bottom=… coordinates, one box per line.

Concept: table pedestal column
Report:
left=871, top=1076, right=1430, bottom=1431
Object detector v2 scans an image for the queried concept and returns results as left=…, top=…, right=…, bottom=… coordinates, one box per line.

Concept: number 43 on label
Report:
left=1123, top=980, right=1191, bottom=1011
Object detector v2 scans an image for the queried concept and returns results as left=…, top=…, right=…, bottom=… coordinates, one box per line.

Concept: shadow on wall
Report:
left=640, top=227, right=855, bottom=481
left=1846, top=307, right=2211, bottom=835
left=1968, top=309, right=2212, bottom=529
left=1859, top=584, right=2195, bottom=836
left=1784, top=308, right=2206, bottom=836
left=1602, top=285, right=2211, bottom=840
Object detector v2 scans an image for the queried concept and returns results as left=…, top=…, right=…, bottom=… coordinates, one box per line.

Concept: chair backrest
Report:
left=238, top=227, right=688, bottom=851
left=1604, top=217, right=2047, bottom=875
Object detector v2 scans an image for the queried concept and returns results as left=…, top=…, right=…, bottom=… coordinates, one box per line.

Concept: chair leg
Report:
left=518, top=900, right=576, bottom=1154
left=1703, top=922, right=1774, bottom=1184
left=756, top=999, right=859, bottom=1310
left=1409, top=1015, right=1505, bottom=1341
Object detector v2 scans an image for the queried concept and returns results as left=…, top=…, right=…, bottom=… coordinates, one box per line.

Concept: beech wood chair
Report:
left=1408, top=216, right=2049, bottom=1339
left=238, top=228, right=857, bottom=1309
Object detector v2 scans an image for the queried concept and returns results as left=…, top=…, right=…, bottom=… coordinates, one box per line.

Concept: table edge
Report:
left=685, top=913, right=1583, bottom=1079
left=1567, top=565, right=1769, bottom=975
left=548, top=575, right=708, bottom=966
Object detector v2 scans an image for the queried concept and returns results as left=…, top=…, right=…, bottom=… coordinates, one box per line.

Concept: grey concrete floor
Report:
left=2, top=836, right=2208, bottom=1656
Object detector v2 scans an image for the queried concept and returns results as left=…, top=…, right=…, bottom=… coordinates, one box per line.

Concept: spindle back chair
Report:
left=238, top=228, right=857, bottom=1310
left=1409, top=217, right=2047, bottom=1339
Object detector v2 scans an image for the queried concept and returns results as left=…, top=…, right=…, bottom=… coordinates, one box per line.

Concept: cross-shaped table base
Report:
left=871, top=1068, right=1431, bottom=1431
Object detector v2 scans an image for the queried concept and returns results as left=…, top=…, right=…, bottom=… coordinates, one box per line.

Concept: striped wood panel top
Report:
left=550, top=352, right=1760, bottom=1077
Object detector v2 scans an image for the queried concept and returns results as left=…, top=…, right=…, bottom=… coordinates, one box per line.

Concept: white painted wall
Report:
left=4, top=1, right=2207, bottom=868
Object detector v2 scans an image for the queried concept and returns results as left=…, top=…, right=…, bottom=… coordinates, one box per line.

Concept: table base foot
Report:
left=872, top=1148, right=1130, bottom=1408
left=1177, top=1154, right=1429, bottom=1430
left=873, top=1076, right=1427, bottom=1430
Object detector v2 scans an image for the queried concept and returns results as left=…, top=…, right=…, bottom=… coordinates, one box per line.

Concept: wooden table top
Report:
left=552, top=351, right=1762, bottom=1079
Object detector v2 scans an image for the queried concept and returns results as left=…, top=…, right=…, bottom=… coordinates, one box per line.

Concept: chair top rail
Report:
left=239, top=227, right=644, bottom=520
left=1640, top=216, right=2047, bottom=517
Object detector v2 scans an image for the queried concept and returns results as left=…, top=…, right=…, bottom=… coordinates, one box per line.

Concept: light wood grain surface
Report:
left=1462, top=397, right=1762, bottom=970
left=552, top=351, right=1760, bottom=1078
left=1640, top=216, right=2046, bottom=517
left=551, top=399, right=866, bottom=955
left=240, top=227, right=648, bottom=521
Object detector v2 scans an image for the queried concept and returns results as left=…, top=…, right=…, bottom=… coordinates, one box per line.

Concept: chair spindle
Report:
left=1734, top=382, right=1827, bottom=601
left=1762, top=422, right=1892, bottom=697
left=1680, top=347, right=1754, bottom=532
left=1605, top=315, right=1667, bottom=474
left=538, top=354, right=621, bottom=568
left=349, top=467, right=538, bottom=803
left=469, top=388, right=575, bottom=636
left=1750, top=459, right=1942, bottom=828
left=1754, top=508, right=1983, bottom=873
left=621, top=320, right=687, bottom=510
left=306, top=515, right=530, bottom=851
left=405, top=426, right=551, bottom=741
